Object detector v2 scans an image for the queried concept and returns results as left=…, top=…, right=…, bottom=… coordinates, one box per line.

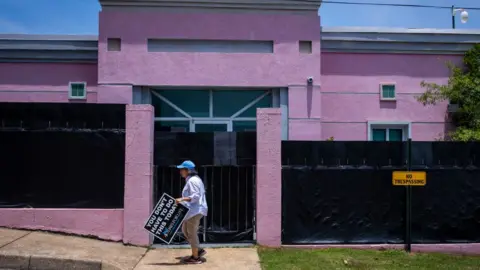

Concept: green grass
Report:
left=258, top=247, right=480, bottom=270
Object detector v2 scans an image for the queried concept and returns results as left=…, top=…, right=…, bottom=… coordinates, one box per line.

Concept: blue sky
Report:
left=0, top=0, right=479, bottom=34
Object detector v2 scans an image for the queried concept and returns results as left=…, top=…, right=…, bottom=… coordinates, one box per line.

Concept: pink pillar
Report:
left=256, top=108, right=282, bottom=247
left=124, top=105, right=154, bottom=246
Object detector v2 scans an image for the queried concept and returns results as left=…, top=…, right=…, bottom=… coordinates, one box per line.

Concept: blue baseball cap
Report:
left=176, top=160, right=196, bottom=170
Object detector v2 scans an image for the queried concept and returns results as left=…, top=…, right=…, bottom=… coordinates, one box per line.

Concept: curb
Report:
left=0, top=252, right=122, bottom=270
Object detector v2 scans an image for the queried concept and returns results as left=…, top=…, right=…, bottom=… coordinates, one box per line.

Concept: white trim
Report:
left=231, top=91, right=271, bottom=118
left=151, top=90, right=192, bottom=119
left=367, top=121, right=412, bottom=141
left=379, top=83, right=396, bottom=101
left=68, top=81, right=87, bottom=99
left=232, top=117, right=256, bottom=121
left=154, top=117, right=256, bottom=122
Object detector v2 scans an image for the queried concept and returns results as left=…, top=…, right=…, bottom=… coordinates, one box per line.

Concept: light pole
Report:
left=452, top=5, right=469, bottom=29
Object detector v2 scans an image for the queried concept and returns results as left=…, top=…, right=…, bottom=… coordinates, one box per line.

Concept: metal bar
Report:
left=231, top=91, right=271, bottom=118
left=211, top=166, right=215, bottom=230
left=178, top=171, right=182, bottom=197
left=452, top=5, right=456, bottom=29
left=405, top=138, right=412, bottom=253
left=151, top=90, right=192, bottom=119
left=209, top=90, right=213, bottom=117
left=237, top=166, right=240, bottom=231
left=245, top=166, right=248, bottom=230
left=228, top=166, right=231, bottom=231
left=252, top=166, right=256, bottom=240
left=220, top=166, right=223, bottom=229
left=170, top=167, right=174, bottom=195
left=154, top=117, right=256, bottom=122
left=203, top=167, right=207, bottom=243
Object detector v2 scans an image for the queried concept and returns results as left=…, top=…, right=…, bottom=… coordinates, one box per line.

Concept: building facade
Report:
left=1, top=0, right=480, bottom=247
left=2, top=0, right=478, bottom=141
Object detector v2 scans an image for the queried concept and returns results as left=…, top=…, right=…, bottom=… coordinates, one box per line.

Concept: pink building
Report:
left=0, top=0, right=479, bottom=247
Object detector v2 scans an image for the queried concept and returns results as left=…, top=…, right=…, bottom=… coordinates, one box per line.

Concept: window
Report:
left=151, top=89, right=276, bottom=132
left=212, top=90, right=271, bottom=117
left=380, top=83, right=396, bottom=101
left=69, top=82, right=86, bottom=99
left=299, top=41, right=312, bottom=54
left=107, top=38, right=121, bottom=51
left=369, top=122, right=410, bottom=141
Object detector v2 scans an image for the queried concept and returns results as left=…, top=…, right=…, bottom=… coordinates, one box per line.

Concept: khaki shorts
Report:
left=182, top=214, right=202, bottom=249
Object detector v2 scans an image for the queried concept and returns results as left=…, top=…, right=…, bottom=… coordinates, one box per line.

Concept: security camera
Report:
left=307, top=77, right=314, bottom=84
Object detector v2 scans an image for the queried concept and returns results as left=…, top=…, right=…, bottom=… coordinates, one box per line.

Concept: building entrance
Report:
left=151, top=89, right=276, bottom=132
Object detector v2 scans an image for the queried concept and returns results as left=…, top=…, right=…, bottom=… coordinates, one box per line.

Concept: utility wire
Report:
left=319, top=0, right=480, bottom=11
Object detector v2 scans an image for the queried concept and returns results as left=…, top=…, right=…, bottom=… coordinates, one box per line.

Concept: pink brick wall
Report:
left=98, top=11, right=320, bottom=87
left=0, top=209, right=123, bottom=241
left=256, top=108, right=282, bottom=246
left=123, top=105, right=154, bottom=246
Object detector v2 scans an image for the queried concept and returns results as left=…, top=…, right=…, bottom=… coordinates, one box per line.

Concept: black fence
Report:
left=282, top=141, right=480, bottom=245
left=153, top=132, right=256, bottom=244
left=0, top=103, right=126, bottom=209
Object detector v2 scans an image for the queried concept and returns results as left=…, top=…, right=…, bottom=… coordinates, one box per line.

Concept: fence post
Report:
left=124, top=105, right=154, bottom=246
left=405, top=138, right=412, bottom=252
left=256, top=108, right=282, bottom=247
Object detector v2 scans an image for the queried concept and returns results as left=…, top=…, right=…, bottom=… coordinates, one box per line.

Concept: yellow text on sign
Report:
left=392, top=171, right=426, bottom=186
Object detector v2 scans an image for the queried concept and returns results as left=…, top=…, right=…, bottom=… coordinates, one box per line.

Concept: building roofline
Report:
left=322, top=26, right=480, bottom=35
left=0, top=34, right=98, bottom=41
left=99, top=0, right=322, bottom=13
left=0, top=34, right=98, bottom=63
left=1, top=26, right=479, bottom=62
left=321, top=27, right=480, bottom=55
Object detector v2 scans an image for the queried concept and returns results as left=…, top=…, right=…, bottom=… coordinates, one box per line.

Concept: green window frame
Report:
left=380, top=83, right=396, bottom=100
left=69, top=82, right=87, bottom=99
left=371, top=127, right=405, bottom=142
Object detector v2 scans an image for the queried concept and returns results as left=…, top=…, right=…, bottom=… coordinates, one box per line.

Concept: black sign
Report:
left=144, top=193, right=190, bottom=244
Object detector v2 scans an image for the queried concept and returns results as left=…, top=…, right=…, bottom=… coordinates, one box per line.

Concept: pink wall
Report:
left=287, top=52, right=462, bottom=141
left=0, top=63, right=132, bottom=104
left=0, top=209, right=123, bottom=241
left=123, top=105, right=154, bottom=246
left=256, top=108, right=282, bottom=246
left=0, top=63, right=98, bottom=103
left=98, top=11, right=320, bottom=87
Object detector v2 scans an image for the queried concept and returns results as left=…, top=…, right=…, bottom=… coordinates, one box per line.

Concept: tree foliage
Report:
left=417, top=44, right=480, bottom=141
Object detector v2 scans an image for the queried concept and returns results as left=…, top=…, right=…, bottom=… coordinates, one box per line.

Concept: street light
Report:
left=452, top=5, right=468, bottom=29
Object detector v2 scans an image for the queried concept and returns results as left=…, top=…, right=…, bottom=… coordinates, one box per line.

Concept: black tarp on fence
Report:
left=153, top=132, right=256, bottom=244
left=282, top=141, right=480, bottom=245
left=0, top=103, right=126, bottom=209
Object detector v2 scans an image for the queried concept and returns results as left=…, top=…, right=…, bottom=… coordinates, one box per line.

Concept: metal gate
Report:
left=153, top=165, right=256, bottom=244
left=152, top=131, right=257, bottom=244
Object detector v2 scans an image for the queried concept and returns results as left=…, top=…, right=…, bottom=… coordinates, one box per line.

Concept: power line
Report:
left=321, top=1, right=480, bottom=11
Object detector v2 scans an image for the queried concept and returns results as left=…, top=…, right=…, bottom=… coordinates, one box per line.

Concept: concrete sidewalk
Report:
left=0, top=228, right=261, bottom=270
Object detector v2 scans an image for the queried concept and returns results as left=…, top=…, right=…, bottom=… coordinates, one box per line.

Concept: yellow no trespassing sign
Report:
left=392, top=171, right=427, bottom=186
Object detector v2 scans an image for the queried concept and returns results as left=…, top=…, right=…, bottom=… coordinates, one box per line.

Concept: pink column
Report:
left=124, top=105, right=154, bottom=246
left=256, top=108, right=282, bottom=247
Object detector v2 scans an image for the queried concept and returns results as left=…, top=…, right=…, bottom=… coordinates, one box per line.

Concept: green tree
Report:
left=417, top=44, right=480, bottom=141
